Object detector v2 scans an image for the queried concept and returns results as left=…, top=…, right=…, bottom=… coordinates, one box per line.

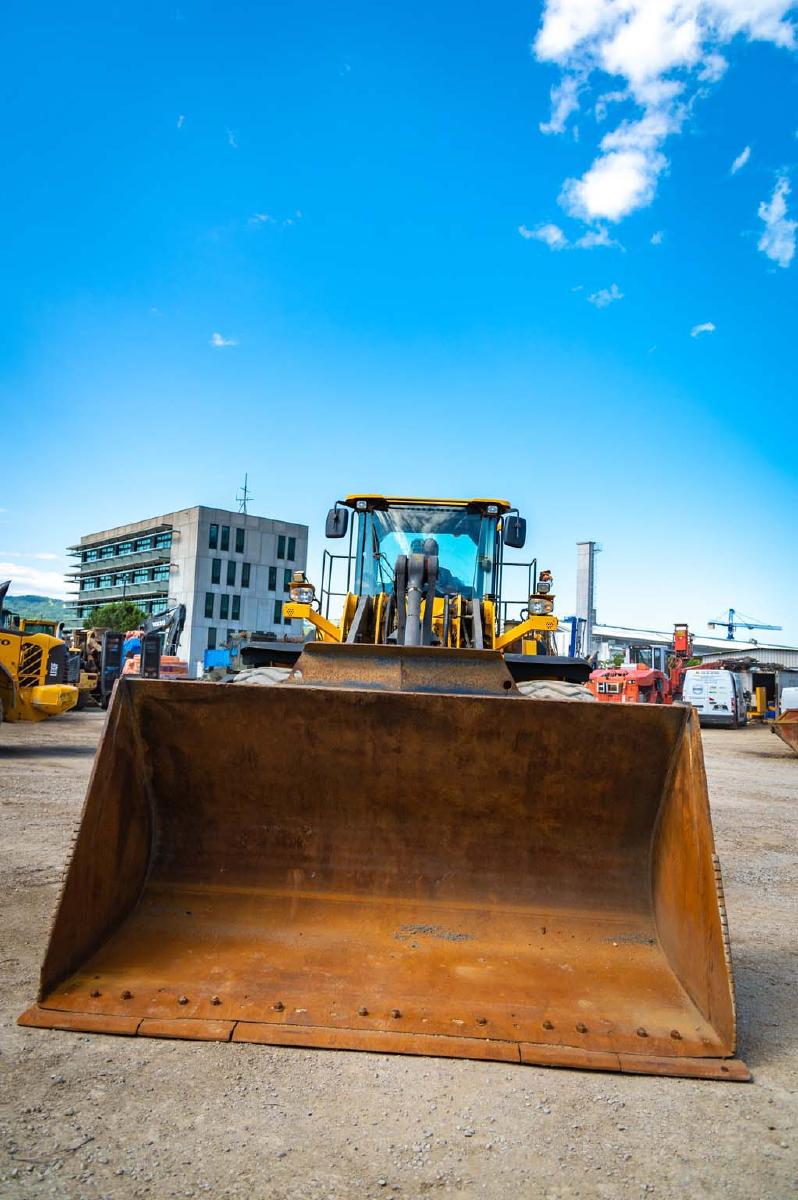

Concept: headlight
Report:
left=529, top=598, right=554, bottom=615
left=289, top=572, right=316, bottom=605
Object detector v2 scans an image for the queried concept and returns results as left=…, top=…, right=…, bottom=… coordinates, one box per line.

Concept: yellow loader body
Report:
left=20, top=644, right=747, bottom=1080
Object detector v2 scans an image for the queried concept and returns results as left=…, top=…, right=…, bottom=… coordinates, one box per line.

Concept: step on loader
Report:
left=19, top=497, right=748, bottom=1080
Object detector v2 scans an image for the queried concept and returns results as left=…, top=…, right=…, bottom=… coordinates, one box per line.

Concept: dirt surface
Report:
left=1, top=711, right=796, bottom=1199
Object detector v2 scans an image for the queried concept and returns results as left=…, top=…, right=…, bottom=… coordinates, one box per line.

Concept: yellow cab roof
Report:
left=343, top=495, right=511, bottom=512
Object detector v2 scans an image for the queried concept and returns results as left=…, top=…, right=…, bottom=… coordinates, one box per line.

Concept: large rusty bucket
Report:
left=772, top=710, right=798, bottom=755
left=19, top=645, right=748, bottom=1080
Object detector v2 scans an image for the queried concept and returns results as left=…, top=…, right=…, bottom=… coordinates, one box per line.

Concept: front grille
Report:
left=18, top=643, right=43, bottom=688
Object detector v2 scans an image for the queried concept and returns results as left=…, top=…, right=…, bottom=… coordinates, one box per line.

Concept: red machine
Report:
left=587, top=664, right=673, bottom=705
left=669, top=623, right=694, bottom=700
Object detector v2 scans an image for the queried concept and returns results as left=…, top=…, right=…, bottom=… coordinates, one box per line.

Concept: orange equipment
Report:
left=587, top=664, right=673, bottom=705
left=122, top=655, right=189, bottom=680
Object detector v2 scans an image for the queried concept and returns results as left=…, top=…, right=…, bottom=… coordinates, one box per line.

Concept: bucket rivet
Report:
left=358, top=1006, right=369, bottom=1016
left=576, top=1022, right=588, bottom=1033
left=391, top=1009, right=402, bottom=1019
left=178, top=995, right=189, bottom=1005
left=636, top=1027, right=648, bottom=1038
left=273, top=1001, right=285, bottom=1012
left=543, top=1019, right=554, bottom=1030
left=121, top=990, right=132, bottom=1000
left=476, top=1017, right=488, bottom=1025
left=90, top=989, right=101, bottom=998
left=211, top=996, right=222, bottom=1006
left=670, top=1029, right=682, bottom=1040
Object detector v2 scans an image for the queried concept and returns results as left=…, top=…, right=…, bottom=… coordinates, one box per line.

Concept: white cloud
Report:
left=210, top=332, right=239, bottom=347
left=588, top=282, right=624, bottom=307
left=575, top=225, right=622, bottom=248
left=519, top=222, right=568, bottom=249
left=757, top=175, right=796, bottom=268
left=594, top=89, right=627, bottom=122
left=0, top=561, right=68, bottom=598
left=518, top=222, right=621, bottom=250
left=534, top=2, right=796, bottom=224
left=227, top=128, right=238, bottom=149
left=540, top=74, right=583, bottom=134
left=249, top=212, right=276, bottom=225
left=650, top=229, right=664, bottom=244
left=177, top=114, right=185, bottom=130
left=1, top=550, right=61, bottom=561
left=730, top=145, right=751, bottom=174
left=690, top=321, right=716, bottom=336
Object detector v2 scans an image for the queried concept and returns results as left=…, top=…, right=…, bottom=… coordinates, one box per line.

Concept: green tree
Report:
left=89, top=600, right=147, bottom=632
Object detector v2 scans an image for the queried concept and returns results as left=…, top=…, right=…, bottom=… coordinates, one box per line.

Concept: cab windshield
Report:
left=355, top=505, right=499, bottom=599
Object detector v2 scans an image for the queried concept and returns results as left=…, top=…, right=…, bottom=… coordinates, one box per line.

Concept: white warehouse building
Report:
left=67, top=505, right=308, bottom=676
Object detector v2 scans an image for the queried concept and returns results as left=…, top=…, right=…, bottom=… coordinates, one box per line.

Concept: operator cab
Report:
left=326, top=495, right=526, bottom=601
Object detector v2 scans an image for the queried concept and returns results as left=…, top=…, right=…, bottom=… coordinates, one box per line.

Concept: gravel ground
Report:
left=1, top=710, right=796, bottom=1199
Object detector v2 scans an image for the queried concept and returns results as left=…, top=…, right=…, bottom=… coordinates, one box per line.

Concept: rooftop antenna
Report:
left=236, top=473, right=253, bottom=515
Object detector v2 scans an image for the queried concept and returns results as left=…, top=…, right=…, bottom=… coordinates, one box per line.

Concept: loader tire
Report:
left=516, top=679, right=596, bottom=702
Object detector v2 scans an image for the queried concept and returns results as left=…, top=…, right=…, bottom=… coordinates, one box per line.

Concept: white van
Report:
left=682, top=669, right=748, bottom=728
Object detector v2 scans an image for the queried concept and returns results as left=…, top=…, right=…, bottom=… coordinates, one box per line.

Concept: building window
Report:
left=268, top=566, right=277, bottom=591
left=274, top=599, right=283, bottom=624
left=277, top=534, right=286, bottom=559
left=133, top=569, right=149, bottom=584
left=287, top=536, right=296, bottom=561
left=221, top=525, right=230, bottom=552
left=227, top=560, right=237, bottom=586
left=241, top=562, right=251, bottom=588
left=83, top=549, right=98, bottom=562
left=235, top=528, right=245, bottom=554
left=99, top=574, right=112, bottom=589
left=155, top=531, right=172, bottom=550
left=205, top=593, right=215, bottom=619
left=220, top=594, right=230, bottom=620
left=119, top=541, right=133, bottom=556
left=211, top=558, right=221, bottom=585
left=208, top=627, right=217, bottom=650
left=232, top=595, right=241, bottom=621
left=153, top=565, right=170, bottom=582
left=283, top=568, right=292, bottom=592
left=226, top=628, right=235, bottom=645
left=100, top=545, right=115, bottom=559
left=209, top=524, right=219, bottom=550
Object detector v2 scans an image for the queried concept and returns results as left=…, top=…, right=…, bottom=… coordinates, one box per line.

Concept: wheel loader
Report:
left=19, top=497, right=748, bottom=1080
left=0, top=582, right=78, bottom=725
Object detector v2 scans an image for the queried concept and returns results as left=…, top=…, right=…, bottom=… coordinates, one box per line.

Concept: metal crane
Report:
left=707, top=608, right=782, bottom=641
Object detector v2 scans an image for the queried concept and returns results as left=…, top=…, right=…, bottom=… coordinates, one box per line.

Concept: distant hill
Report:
left=4, top=594, right=71, bottom=623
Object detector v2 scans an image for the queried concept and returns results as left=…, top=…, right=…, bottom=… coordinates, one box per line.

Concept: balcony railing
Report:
left=67, top=549, right=172, bottom=576
left=72, top=580, right=170, bottom=604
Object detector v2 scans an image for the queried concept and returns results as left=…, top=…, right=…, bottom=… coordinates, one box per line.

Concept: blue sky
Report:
left=1, top=1, right=796, bottom=641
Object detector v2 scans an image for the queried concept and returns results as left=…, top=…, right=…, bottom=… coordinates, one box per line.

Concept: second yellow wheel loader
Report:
left=19, top=496, right=748, bottom=1080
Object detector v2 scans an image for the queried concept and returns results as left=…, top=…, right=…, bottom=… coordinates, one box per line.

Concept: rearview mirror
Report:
left=325, top=506, right=349, bottom=539
left=503, top=515, right=526, bottom=549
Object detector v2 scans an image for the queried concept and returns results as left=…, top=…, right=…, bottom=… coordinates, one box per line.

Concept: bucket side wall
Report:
left=651, top=710, right=736, bottom=1052
left=40, top=683, right=154, bottom=996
